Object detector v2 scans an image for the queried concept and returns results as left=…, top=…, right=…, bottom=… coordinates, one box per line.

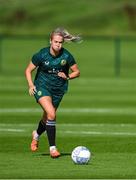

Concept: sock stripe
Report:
left=46, top=120, right=56, bottom=126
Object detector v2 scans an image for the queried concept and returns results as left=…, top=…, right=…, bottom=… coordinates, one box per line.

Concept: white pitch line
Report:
left=0, top=123, right=135, bottom=127
left=1, top=123, right=136, bottom=136
left=62, top=130, right=136, bottom=136
left=0, top=128, right=24, bottom=132
left=0, top=108, right=42, bottom=113
left=0, top=127, right=136, bottom=136
left=0, top=107, right=136, bottom=115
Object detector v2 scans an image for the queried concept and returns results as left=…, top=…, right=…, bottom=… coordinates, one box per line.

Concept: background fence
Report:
left=0, top=35, right=136, bottom=78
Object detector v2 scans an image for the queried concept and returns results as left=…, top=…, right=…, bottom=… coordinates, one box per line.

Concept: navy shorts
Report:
left=34, top=86, right=64, bottom=108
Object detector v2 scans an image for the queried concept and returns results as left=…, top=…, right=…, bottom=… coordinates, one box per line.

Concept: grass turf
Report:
left=1, top=123, right=136, bottom=179
left=1, top=76, right=136, bottom=179
left=0, top=38, right=136, bottom=178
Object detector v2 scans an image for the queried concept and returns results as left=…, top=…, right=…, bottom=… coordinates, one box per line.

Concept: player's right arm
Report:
left=25, top=61, right=37, bottom=96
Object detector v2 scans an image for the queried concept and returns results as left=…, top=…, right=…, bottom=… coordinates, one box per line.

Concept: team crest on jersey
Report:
left=37, top=91, right=42, bottom=96
left=44, top=61, right=49, bottom=65
left=60, top=59, right=67, bottom=66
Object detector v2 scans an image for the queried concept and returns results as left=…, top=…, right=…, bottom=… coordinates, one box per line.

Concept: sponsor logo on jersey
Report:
left=37, top=91, right=42, bottom=96
left=60, top=59, right=67, bottom=66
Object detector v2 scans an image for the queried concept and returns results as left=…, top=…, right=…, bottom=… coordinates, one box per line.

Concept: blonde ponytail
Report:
left=50, top=27, right=83, bottom=43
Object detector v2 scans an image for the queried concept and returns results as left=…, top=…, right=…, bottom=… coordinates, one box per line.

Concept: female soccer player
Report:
left=25, top=27, right=81, bottom=158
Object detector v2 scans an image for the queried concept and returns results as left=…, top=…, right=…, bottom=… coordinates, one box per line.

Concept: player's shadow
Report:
left=40, top=152, right=71, bottom=156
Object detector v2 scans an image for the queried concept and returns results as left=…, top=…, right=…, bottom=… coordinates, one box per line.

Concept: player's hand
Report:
left=58, top=72, right=67, bottom=80
left=29, top=85, right=37, bottom=96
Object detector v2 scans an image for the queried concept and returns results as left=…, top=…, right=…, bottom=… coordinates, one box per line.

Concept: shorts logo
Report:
left=37, top=91, right=42, bottom=96
left=60, top=59, right=67, bottom=66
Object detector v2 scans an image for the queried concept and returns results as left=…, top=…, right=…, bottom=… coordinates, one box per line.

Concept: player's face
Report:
left=50, top=35, right=64, bottom=52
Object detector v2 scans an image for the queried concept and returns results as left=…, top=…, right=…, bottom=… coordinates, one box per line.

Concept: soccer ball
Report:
left=71, top=146, right=91, bottom=165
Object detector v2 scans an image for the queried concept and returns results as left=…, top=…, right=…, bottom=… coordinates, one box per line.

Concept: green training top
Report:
left=31, top=47, right=76, bottom=94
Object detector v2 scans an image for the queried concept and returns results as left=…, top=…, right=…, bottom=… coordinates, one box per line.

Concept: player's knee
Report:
left=47, top=111, right=56, bottom=120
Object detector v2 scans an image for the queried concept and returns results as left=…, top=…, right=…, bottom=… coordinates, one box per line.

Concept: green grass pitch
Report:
left=0, top=39, right=136, bottom=179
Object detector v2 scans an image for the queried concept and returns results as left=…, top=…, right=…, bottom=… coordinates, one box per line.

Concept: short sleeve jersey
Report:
left=32, top=47, right=76, bottom=94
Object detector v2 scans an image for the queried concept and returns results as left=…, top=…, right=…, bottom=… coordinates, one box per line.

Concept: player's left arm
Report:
left=68, top=64, right=80, bottom=80
left=58, top=64, right=80, bottom=80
